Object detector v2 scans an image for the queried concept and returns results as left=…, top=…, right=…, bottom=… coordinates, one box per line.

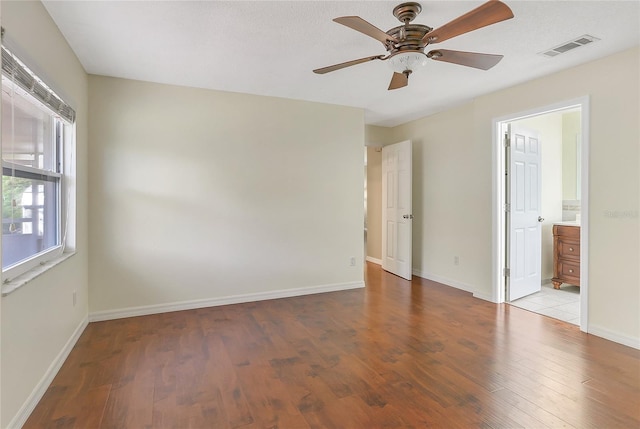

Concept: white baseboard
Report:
left=89, top=281, right=365, bottom=322
left=411, top=269, right=496, bottom=302
left=588, top=324, right=640, bottom=350
left=414, top=270, right=638, bottom=349
left=7, top=316, right=89, bottom=429
left=471, top=290, right=497, bottom=303
left=412, top=269, right=473, bottom=292
left=365, top=256, right=382, bottom=265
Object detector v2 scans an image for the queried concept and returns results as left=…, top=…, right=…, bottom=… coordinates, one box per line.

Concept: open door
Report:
left=507, top=125, right=542, bottom=301
left=382, top=140, right=412, bottom=280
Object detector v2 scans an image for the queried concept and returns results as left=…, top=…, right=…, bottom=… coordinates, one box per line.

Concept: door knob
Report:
left=538, top=216, right=545, bottom=222
left=403, top=214, right=414, bottom=219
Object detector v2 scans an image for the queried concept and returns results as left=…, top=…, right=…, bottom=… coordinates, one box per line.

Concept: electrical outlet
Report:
left=350, top=257, right=356, bottom=266
left=73, top=290, right=77, bottom=306
left=454, top=256, right=459, bottom=266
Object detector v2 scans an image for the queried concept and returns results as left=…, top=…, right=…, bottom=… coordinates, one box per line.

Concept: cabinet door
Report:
left=558, top=259, right=580, bottom=286
left=558, top=238, right=580, bottom=262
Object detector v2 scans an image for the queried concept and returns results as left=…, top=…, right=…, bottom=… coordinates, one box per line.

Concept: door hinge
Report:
left=503, top=267, right=510, bottom=277
left=504, top=203, right=511, bottom=213
left=504, top=133, right=511, bottom=148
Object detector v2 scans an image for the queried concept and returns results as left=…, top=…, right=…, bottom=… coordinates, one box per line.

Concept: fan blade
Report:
left=428, top=49, right=503, bottom=70
left=334, top=16, right=399, bottom=45
left=421, top=0, right=514, bottom=45
left=388, top=72, right=408, bottom=90
left=313, top=55, right=385, bottom=74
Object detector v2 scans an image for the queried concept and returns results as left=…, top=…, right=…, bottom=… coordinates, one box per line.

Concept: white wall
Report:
left=88, top=76, right=365, bottom=316
left=368, top=47, right=639, bottom=346
left=362, top=140, right=385, bottom=262
left=365, top=124, right=394, bottom=147
left=366, top=146, right=382, bottom=261
left=474, top=47, right=639, bottom=345
left=364, top=125, right=393, bottom=262
left=391, top=102, right=485, bottom=292
left=562, top=111, right=581, bottom=202
left=0, top=1, right=89, bottom=427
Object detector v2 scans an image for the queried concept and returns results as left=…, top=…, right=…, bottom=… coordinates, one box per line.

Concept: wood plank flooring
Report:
left=24, top=262, right=640, bottom=428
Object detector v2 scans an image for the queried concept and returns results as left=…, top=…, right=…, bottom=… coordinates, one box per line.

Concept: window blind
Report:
left=1, top=44, right=76, bottom=123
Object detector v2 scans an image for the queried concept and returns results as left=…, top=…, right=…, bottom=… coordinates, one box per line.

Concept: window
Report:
left=1, top=45, right=75, bottom=281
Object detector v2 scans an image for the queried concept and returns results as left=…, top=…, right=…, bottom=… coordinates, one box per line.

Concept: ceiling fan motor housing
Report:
left=387, top=24, right=432, bottom=54
left=389, top=2, right=432, bottom=57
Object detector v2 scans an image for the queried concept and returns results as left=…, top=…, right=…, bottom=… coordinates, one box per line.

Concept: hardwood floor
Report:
left=24, top=262, right=640, bottom=428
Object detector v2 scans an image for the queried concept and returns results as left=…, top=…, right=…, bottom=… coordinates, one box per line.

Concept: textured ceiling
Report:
left=41, top=1, right=640, bottom=127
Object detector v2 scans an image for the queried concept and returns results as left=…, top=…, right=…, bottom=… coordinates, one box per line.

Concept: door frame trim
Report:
left=491, top=96, right=590, bottom=332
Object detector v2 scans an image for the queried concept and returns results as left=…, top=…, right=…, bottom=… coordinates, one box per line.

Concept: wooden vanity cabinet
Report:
left=551, top=224, right=580, bottom=289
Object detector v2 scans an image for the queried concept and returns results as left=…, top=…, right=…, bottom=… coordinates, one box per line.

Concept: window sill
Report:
left=2, top=252, right=76, bottom=297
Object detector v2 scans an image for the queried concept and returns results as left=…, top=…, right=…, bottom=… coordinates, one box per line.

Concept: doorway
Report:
left=492, top=97, right=590, bottom=332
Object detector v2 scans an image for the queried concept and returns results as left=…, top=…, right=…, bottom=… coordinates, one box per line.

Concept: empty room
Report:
left=0, top=1, right=638, bottom=428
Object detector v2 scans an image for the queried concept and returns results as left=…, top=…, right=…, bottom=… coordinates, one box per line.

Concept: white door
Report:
left=382, top=140, right=412, bottom=280
left=507, top=125, right=542, bottom=301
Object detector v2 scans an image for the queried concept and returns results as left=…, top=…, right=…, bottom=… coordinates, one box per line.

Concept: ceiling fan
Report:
left=313, top=0, right=514, bottom=90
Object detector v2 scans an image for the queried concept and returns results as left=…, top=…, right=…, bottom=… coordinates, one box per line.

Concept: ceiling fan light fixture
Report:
left=388, top=51, right=427, bottom=73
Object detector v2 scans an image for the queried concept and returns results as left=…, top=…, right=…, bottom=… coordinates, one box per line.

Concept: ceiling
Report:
left=41, top=1, right=640, bottom=127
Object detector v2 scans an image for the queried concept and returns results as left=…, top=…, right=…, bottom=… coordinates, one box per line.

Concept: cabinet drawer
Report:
left=558, top=239, right=580, bottom=261
left=554, top=224, right=580, bottom=239
left=558, top=260, right=580, bottom=285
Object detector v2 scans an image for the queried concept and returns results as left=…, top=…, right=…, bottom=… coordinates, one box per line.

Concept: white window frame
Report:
left=1, top=43, right=76, bottom=285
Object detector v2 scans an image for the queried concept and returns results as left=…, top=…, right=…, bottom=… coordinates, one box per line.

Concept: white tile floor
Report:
left=510, top=283, right=580, bottom=325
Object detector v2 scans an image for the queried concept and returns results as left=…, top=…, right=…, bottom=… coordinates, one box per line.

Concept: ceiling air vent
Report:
left=540, top=35, right=600, bottom=58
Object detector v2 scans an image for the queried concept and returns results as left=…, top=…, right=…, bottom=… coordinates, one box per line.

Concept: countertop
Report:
left=553, top=221, right=581, bottom=227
